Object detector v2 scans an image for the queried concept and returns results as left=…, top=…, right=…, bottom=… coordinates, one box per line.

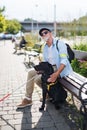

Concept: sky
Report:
left=0, top=0, right=87, bottom=22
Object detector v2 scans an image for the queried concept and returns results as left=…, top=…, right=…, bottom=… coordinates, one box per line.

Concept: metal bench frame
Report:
left=58, top=72, right=87, bottom=130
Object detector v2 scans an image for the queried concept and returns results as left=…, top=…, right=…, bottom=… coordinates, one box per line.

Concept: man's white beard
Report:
left=42, top=36, right=49, bottom=42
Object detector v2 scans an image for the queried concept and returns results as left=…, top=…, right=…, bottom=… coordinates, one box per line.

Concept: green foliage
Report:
left=0, top=7, right=7, bottom=32
left=71, top=59, right=87, bottom=77
left=0, top=6, right=5, bottom=14
left=77, top=15, right=87, bottom=23
left=73, top=43, right=87, bottom=51
left=58, top=15, right=87, bottom=38
left=79, top=61, right=87, bottom=77
left=0, top=6, right=21, bottom=34
left=0, top=15, right=6, bottom=32
left=25, top=33, right=37, bottom=47
left=79, top=67, right=87, bottom=77
left=25, top=33, right=44, bottom=53
left=71, top=59, right=80, bottom=73
left=5, top=19, right=21, bottom=34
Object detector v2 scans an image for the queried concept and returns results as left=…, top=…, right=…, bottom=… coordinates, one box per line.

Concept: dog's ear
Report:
left=33, top=65, right=38, bottom=71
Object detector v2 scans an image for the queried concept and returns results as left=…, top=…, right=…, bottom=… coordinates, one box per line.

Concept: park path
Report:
left=0, top=40, right=73, bottom=130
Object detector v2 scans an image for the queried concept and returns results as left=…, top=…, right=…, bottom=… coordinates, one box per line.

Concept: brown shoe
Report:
left=17, top=98, right=32, bottom=108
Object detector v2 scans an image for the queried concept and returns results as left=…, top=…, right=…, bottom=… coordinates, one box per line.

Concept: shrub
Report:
left=71, top=59, right=87, bottom=77
left=73, top=43, right=87, bottom=51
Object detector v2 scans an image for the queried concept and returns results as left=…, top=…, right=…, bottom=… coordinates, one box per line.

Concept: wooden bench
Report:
left=58, top=72, right=87, bottom=130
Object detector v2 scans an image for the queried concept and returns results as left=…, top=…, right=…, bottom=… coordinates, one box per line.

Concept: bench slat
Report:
left=64, top=76, right=87, bottom=94
left=68, top=75, right=83, bottom=85
left=59, top=76, right=87, bottom=99
left=71, top=72, right=87, bottom=83
left=59, top=78, right=80, bottom=98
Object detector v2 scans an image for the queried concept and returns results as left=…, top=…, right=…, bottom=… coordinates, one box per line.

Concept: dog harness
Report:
left=47, top=81, right=57, bottom=91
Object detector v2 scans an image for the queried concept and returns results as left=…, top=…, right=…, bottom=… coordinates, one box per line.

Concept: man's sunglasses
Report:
left=41, top=31, right=49, bottom=36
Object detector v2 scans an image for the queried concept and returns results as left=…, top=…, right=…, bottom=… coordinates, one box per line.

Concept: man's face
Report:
left=41, top=30, right=51, bottom=42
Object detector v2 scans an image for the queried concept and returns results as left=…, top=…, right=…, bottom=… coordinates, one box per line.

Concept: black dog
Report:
left=34, top=62, right=67, bottom=111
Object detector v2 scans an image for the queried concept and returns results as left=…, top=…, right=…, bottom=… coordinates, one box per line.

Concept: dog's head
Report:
left=34, top=62, right=54, bottom=75
left=34, top=62, right=54, bottom=83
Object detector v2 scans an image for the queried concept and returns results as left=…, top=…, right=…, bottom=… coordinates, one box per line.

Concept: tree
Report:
left=0, top=7, right=6, bottom=32
left=5, top=19, right=22, bottom=34
left=0, top=6, right=5, bottom=14
left=0, top=6, right=21, bottom=34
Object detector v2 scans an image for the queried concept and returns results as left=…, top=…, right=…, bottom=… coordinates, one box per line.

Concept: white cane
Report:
left=0, top=75, right=36, bottom=102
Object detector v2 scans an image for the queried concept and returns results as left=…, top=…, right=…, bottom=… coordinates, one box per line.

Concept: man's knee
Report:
left=27, top=68, right=37, bottom=79
left=34, top=75, right=41, bottom=87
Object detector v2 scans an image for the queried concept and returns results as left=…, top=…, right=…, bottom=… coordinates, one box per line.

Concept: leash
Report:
left=0, top=75, right=36, bottom=102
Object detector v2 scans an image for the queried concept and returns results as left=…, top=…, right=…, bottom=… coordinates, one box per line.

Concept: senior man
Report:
left=17, top=27, right=73, bottom=108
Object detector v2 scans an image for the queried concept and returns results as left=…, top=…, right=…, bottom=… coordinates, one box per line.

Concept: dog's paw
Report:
left=39, top=106, right=44, bottom=111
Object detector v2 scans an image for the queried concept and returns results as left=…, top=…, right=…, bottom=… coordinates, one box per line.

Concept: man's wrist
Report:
left=55, top=71, right=60, bottom=77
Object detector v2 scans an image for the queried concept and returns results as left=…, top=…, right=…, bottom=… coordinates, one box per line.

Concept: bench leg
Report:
left=81, top=115, right=87, bottom=130
left=80, top=105, right=87, bottom=130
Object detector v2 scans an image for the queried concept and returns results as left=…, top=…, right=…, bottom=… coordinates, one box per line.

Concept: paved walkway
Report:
left=0, top=40, right=72, bottom=130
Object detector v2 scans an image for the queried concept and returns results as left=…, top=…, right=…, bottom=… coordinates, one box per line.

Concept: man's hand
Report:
left=47, top=72, right=59, bottom=83
left=48, top=64, right=65, bottom=82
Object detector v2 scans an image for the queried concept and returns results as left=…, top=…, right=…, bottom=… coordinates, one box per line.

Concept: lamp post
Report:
left=35, top=4, right=39, bottom=41
left=54, top=0, right=56, bottom=37
left=35, top=4, right=38, bottom=32
left=31, top=18, right=33, bottom=34
left=31, top=3, right=34, bottom=34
